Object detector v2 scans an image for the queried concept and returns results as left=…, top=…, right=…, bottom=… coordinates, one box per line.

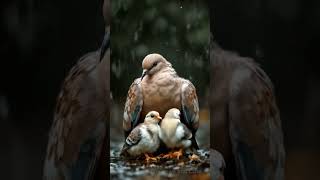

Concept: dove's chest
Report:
left=141, top=76, right=181, bottom=117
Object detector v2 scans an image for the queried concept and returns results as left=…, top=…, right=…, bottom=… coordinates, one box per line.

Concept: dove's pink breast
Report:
left=140, top=75, right=181, bottom=118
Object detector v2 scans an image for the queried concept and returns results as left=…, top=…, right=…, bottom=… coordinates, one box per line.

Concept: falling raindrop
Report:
left=110, top=92, right=113, bottom=100
left=187, top=24, right=191, bottom=30
left=134, top=31, right=138, bottom=42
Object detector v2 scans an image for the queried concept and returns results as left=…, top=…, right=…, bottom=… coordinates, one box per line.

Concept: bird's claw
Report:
left=188, top=153, right=201, bottom=162
left=144, top=153, right=157, bottom=162
left=162, top=149, right=184, bottom=160
left=162, top=152, right=173, bottom=159
left=172, top=149, right=183, bottom=160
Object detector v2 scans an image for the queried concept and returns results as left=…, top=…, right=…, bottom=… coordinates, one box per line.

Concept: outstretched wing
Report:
left=43, top=51, right=107, bottom=180
left=228, top=61, right=285, bottom=180
left=180, top=79, right=200, bottom=149
left=123, top=78, right=143, bottom=138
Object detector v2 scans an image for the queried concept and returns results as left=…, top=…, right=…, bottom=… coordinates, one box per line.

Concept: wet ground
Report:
left=110, top=104, right=211, bottom=179
left=110, top=142, right=210, bottom=180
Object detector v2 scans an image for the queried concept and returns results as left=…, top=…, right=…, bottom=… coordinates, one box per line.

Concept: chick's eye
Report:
left=153, top=62, right=158, bottom=67
left=151, top=114, right=154, bottom=118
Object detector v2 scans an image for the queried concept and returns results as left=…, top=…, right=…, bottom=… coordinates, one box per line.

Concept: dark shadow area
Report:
left=0, top=0, right=104, bottom=179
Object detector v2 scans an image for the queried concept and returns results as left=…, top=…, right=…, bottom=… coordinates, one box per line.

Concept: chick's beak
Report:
left=157, top=115, right=162, bottom=121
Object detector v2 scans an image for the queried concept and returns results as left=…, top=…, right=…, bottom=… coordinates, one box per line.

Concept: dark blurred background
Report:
left=210, top=0, right=320, bottom=179
left=0, top=0, right=104, bottom=179
left=1, top=0, right=320, bottom=179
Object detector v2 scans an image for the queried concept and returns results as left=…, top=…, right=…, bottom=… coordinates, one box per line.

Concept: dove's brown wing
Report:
left=43, top=51, right=107, bottom=180
left=123, top=78, right=144, bottom=138
left=180, top=80, right=200, bottom=149
left=94, top=35, right=110, bottom=180
left=228, top=60, right=285, bottom=180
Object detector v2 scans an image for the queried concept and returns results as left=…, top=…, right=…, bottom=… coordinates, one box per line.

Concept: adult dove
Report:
left=123, top=53, right=200, bottom=151
left=121, top=111, right=162, bottom=161
left=43, top=0, right=110, bottom=179
left=211, top=38, right=285, bottom=180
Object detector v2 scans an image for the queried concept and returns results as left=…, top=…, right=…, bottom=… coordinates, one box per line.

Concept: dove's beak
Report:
left=141, top=69, right=147, bottom=80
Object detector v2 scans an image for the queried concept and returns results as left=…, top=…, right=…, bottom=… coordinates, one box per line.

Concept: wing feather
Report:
left=126, top=126, right=142, bottom=147
left=229, top=63, right=285, bottom=180
left=44, top=51, right=107, bottom=180
left=180, top=80, right=199, bottom=132
left=120, top=125, right=142, bottom=155
left=123, top=78, right=143, bottom=138
left=180, top=79, right=200, bottom=149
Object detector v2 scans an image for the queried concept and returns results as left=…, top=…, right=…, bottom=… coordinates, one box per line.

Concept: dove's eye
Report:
left=153, top=62, right=158, bottom=67
left=151, top=114, right=154, bottom=118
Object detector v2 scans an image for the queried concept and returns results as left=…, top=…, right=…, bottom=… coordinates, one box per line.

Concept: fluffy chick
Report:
left=159, top=108, right=193, bottom=159
left=121, top=111, right=162, bottom=159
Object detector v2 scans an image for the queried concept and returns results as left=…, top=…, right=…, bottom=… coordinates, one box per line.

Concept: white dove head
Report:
left=164, top=108, right=181, bottom=119
left=144, top=111, right=162, bottom=124
left=141, top=53, right=172, bottom=80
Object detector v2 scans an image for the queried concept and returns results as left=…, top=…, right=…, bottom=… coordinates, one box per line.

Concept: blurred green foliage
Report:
left=111, top=0, right=209, bottom=103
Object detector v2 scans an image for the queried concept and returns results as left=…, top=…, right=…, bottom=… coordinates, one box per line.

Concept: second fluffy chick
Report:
left=159, top=108, right=193, bottom=152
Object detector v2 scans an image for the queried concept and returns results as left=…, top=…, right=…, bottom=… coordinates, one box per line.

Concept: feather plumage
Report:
left=43, top=29, right=110, bottom=180
left=123, top=53, right=199, bottom=150
left=159, top=108, right=193, bottom=150
left=123, top=78, right=143, bottom=138
left=121, top=111, right=161, bottom=157
left=211, top=40, right=285, bottom=180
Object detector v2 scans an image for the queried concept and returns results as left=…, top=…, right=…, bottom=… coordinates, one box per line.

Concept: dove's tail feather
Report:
left=191, top=136, right=199, bottom=150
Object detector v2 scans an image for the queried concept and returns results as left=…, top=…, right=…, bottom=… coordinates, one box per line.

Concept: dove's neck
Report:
left=141, top=65, right=181, bottom=118
left=158, top=66, right=177, bottom=77
left=143, top=66, right=178, bottom=84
